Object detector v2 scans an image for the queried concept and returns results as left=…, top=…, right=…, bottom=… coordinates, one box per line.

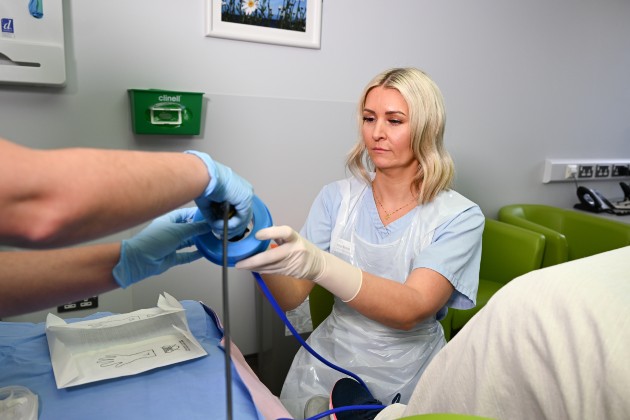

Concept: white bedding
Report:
left=381, top=246, right=630, bottom=420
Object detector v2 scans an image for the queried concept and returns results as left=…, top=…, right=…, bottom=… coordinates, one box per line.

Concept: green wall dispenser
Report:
left=128, top=89, right=204, bottom=135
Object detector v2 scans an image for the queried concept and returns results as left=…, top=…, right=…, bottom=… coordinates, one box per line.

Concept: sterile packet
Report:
left=0, top=386, right=38, bottom=420
left=45, top=293, right=207, bottom=388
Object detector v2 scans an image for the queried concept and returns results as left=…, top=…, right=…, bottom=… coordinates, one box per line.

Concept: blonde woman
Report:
left=238, top=68, right=484, bottom=419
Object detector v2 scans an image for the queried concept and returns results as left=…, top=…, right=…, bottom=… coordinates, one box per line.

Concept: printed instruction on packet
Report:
left=45, top=293, right=207, bottom=389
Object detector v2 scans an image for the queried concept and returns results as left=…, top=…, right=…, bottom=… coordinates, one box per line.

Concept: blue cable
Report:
left=252, top=272, right=388, bottom=419
left=277, top=404, right=386, bottom=420
left=252, top=271, right=370, bottom=391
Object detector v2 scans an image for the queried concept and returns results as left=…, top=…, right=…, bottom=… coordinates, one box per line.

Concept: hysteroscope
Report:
left=193, top=197, right=384, bottom=420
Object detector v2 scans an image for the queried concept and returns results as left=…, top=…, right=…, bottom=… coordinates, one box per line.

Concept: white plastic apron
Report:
left=280, top=178, right=476, bottom=419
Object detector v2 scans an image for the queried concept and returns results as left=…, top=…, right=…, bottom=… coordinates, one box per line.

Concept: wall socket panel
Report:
left=543, top=159, right=630, bottom=183
left=57, top=296, right=98, bottom=313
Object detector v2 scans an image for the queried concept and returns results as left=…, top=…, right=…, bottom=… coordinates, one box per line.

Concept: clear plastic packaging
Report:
left=0, top=386, right=38, bottom=420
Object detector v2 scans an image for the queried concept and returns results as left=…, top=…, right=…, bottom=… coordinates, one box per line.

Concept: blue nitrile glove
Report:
left=113, top=207, right=211, bottom=288
left=185, top=150, right=253, bottom=239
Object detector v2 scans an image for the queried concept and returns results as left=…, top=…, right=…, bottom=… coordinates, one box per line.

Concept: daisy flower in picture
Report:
left=241, top=0, right=259, bottom=15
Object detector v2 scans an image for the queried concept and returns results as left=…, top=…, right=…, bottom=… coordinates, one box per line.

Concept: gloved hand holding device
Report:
left=185, top=150, right=253, bottom=240
left=113, top=207, right=211, bottom=288
left=235, top=226, right=363, bottom=302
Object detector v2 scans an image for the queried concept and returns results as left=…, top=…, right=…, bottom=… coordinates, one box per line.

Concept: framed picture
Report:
left=205, top=0, right=322, bottom=49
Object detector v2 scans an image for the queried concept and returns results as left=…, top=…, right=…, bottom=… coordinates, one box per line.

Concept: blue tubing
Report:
left=252, top=272, right=370, bottom=392
left=277, top=404, right=387, bottom=420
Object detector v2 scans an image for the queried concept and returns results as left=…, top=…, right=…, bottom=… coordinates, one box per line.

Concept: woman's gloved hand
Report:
left=235, top=226, right=363, bottom=302
left=185, top=150, right=253, bottom=240
left=113, top=207, right=211, bottom=288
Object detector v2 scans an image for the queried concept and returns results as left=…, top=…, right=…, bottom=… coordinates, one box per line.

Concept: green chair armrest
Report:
left=449, top=219, right=545, bottom=336
left=498, top=204, right=630, bottom=266
left=498, top=205, right=568, bottom=267
left=561, top=209, right=630, bottom=260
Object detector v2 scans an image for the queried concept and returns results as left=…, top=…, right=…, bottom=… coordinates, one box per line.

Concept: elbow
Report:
left=278, top=290, right=308, bottom=312
left=23, top=226, right=64, bottom=248
left=13, top=209, right=70, bottom=248
left=280, top=300, right=302, bottom=312
left=396, top=319, right=421, bottom=331
left=390, top=312, right=434, bottom=331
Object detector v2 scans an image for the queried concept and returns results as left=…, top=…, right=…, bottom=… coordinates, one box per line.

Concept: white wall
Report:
left=2, top=0, right=629, bottom=354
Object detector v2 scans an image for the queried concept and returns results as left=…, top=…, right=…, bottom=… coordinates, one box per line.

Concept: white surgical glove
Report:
left=235, top=226, right=363, bottom=302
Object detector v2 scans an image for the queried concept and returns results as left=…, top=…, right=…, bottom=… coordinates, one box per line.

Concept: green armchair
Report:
left=498, top=204, right=630, bottom=267
left=444, top=218, right=546, bottom=337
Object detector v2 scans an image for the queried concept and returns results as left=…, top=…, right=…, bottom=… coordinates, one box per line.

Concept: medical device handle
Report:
left=221, top=203, right=233, bottom=420
left=197, top=197, right=381, bottom=418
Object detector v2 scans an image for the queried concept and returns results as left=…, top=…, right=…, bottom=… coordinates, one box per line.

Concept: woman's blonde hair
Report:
left=346, top=67, right=454, bottom=204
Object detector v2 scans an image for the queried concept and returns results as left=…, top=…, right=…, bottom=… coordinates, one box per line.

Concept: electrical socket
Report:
left=595, top=164, right=611, bottom=178
left=57, top=296, right=98, bottom=313
left=612, top=164, right=630, bottom=177
left=578, top=165, right=594, bottom=178
left=543, top=159, right=630, bottom=183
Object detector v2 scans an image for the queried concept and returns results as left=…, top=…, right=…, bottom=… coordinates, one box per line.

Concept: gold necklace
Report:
left=372, top=186, right=418, bottom=221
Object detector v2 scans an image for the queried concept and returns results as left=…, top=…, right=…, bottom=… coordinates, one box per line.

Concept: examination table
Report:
left=0, top=300, right=290, bottom=419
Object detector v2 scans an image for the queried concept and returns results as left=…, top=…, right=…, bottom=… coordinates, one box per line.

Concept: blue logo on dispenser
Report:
left=1, top=18, right=15, bottom=34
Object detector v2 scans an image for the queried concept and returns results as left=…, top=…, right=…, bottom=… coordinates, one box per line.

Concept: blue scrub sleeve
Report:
left=299, top=182, right=341, bottom=251
left=413, top=206, right=485, bottom=310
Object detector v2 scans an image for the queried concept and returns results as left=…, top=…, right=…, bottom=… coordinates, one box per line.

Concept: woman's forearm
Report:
left=348, top=268, right=454, bottom=330
left=258, top=273, right=314, bottom=312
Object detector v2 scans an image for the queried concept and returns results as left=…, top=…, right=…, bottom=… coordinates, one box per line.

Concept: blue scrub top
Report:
left=300, top=180, right=484, bottom=311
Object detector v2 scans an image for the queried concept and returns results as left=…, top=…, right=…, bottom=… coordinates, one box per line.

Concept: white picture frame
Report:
left=205, top=0, right=322, bottom=49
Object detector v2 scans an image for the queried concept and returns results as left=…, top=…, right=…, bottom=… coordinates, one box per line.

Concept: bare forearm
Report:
left=0, top=244, right=121, bottom=317
left=258, top=273, right=313, bottom=311
left=348, top=268, right=454, bottom=330
left=0, top=139, right=208, bottom=248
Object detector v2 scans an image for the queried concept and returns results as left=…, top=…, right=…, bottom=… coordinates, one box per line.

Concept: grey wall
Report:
left=2, top=0, right=629, bottom=355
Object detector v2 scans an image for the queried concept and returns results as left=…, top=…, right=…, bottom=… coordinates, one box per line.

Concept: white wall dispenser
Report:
left=0, top=0, right=66, bottom=86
